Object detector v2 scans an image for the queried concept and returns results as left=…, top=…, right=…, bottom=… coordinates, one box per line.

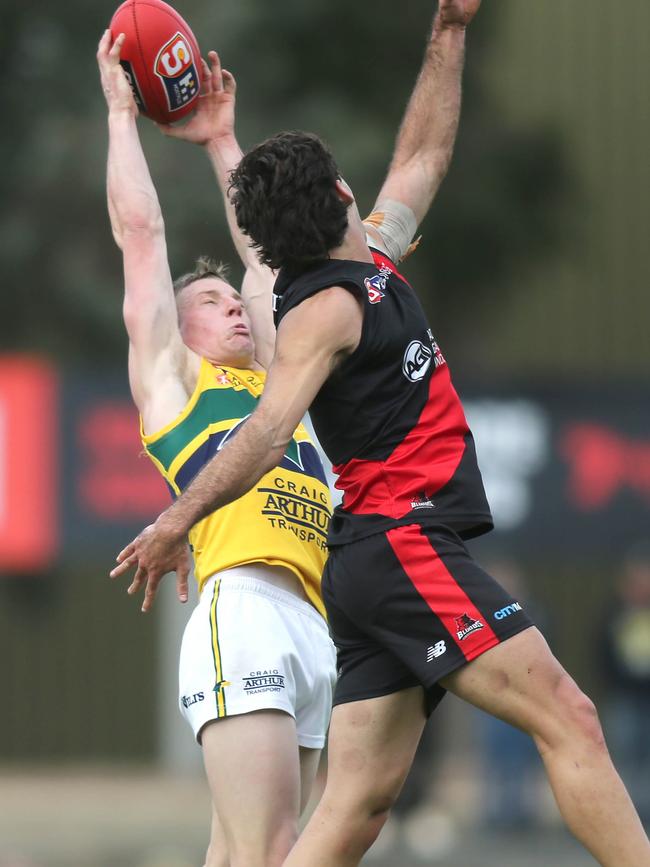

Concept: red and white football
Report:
left=109, top=0, right=202, bottom=124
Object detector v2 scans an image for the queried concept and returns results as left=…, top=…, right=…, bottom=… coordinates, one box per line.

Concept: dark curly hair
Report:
left=229, top=131, right=349, bottom=272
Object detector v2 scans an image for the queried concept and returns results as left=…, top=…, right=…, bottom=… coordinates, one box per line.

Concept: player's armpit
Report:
left=121, top=234, right=194, bottom=419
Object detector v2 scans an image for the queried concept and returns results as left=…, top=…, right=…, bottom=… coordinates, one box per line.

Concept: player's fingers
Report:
left=156, top=122, right=183, bottom=138
left=208, top=50, right=223, bottom=92
left=127, top=564, right=147, bottom=596
left=97, top=28, right=111, bottom=58
left=109, top=32, right=126, bottom=62
left=141, top=572, right=162, bottom=613
left=109, top=551, right=138, bottom=579
left=116, top=539, right=137, bottom=563
left=199, top=57, right=212, bottom=95
left=176, top=563, right=189, bottom=604
left=222, top=69, right=236, bottom=96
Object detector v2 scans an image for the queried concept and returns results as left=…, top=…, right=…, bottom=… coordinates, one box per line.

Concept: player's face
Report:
left=177, top=278, right=255, bottom=366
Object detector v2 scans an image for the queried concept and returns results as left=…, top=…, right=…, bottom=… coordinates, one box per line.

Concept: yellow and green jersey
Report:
left=141, top=358, right=332, bottom=616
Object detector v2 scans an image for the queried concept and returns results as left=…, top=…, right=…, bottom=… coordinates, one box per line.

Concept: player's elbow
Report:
left=265, top=442, right=288, bottom=475
left=120, top=211, right=165, bottom=239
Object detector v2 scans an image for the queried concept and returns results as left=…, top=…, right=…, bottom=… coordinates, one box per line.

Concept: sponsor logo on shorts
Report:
left=455, top=613, right=484, bottom=641
left=493, top=602, right=523, bottom=620
left=427, top=640, right=447, bottom=661
left=410, top=492, right=436, bottom=511
left=181, top=691, right=205, bottom=709
left=243, top=669, right=286, bottom=695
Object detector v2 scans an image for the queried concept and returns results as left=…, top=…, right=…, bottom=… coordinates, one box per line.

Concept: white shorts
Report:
left=179, top=566, right=337, bottom=748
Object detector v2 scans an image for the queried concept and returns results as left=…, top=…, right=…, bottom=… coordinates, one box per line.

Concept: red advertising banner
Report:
left=0, top=356, right=59, bottom=571
left=76, top=400, right=170, bottom=521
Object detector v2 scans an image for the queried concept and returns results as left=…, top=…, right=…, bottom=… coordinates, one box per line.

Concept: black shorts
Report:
left=323, top=523, right=533, bottom=715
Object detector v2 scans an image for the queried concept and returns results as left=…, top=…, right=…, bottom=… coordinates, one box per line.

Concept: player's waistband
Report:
left=202, top=566, right=326, bottom=627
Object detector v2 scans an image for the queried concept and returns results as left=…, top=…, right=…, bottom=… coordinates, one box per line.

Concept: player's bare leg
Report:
left=298, top=745, right=322, bottom=813
left=203, top=807, right=229, bottom=867
left=202, top=709, right=304, bottom=867
left=203, top=740, right=321, bottom=867
left=283, top=687, right=426, bottom=867
left=441, top=626, right=650, bottom=867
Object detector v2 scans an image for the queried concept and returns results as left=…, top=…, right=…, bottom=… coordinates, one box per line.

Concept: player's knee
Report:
left=204, top=844, right=229, bottom=867
left=229, top=818, right=297, bottom=867
left=350, top=779, right=401, bottom=840
left=558, top=678, right=606, bottom=750
left=358, top=806, right=392, bottom=854
left=537, top=672, right=607, bottom=754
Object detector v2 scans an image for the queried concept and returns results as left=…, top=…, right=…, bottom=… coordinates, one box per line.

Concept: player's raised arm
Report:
left=159, top=52, right=276, bottom=368
left=98, top=30, right=190, bottom=418
left=365, top=0, right=481, bottom=262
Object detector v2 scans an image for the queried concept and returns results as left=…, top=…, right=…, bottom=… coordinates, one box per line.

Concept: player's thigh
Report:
left=202, top=709, right=301, bottom=844
left=324, top=687, right=427, bottom=809
left=298, top=746, right=322, bottom=813
left=440, top=626, right=593, bottom=746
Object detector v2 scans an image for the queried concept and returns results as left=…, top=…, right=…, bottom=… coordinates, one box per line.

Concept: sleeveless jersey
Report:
left=273, top=249, right=493, bottom=546
left=141, top=358, right=332, bottom=616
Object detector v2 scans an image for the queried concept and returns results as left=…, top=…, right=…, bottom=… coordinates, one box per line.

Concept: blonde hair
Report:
left=173, top=256, right=232, bottom=295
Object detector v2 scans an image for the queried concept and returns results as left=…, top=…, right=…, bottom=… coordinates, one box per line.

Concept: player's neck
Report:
left=329, top=226, right=374, bottom=265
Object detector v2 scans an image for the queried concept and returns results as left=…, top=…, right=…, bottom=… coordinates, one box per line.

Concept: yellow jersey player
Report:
left=97, top=32, right=336, bottom=867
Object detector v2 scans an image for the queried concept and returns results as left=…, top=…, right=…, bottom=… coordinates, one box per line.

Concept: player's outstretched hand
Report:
left=97, top=29, right=138, bottom=117
left=110, top=520, right=191, bottom=613
left=438, top=0, right=481, bottom=28
left=157, top=50, right=236, bottom=146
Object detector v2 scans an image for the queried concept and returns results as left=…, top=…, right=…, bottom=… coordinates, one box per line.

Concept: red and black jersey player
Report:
left=114, top=1, right=650, bottom=864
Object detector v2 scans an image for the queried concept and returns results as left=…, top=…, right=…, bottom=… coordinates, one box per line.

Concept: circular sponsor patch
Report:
left=402, top=340, right=432, bottom=382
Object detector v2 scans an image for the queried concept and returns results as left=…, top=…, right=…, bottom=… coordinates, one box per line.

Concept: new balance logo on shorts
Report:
left=427, top=641, right=447, bottom=661
left=243, top=669, right=286, bottom=695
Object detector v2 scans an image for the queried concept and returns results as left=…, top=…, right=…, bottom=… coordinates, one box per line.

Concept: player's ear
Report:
left=335, top=178, right=355, bottom=206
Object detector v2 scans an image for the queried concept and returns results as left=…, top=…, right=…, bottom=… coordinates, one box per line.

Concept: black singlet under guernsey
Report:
left=273, top=249, right=493, bottom=547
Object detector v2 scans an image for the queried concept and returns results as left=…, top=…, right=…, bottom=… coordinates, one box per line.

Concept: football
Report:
left=109, top=0, right=202, bottom=124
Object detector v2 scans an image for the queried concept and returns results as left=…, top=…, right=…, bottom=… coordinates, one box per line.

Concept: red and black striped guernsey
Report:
left=273, top=250, right=493, bottom=547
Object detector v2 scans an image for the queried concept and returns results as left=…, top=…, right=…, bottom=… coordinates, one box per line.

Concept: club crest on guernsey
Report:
left=364, top=274, right=385, bottom=304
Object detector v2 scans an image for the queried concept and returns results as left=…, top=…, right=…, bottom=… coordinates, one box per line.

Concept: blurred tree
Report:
left=0, top=0, right=571, bottom=370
